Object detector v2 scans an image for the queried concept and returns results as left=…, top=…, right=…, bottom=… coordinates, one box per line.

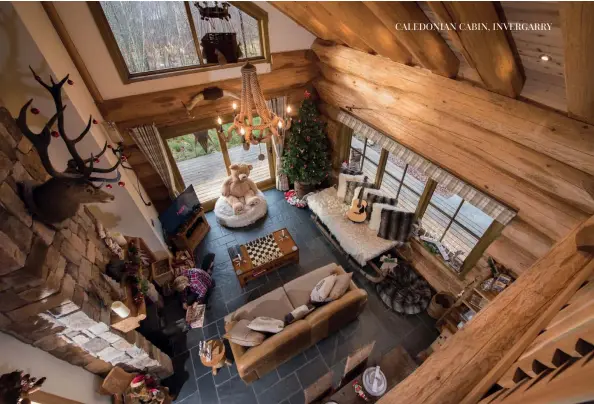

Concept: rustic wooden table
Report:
left=231, top=228, right=299, bottom=287
left=199, top=339, right=231, bottom=375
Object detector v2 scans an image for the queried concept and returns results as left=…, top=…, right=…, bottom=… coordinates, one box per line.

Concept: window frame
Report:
left=341, top=128, right=506, bottom=279
left=88, top=1, right=271, bottom=83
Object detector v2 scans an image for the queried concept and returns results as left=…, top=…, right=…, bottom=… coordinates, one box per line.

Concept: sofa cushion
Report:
left=283, top=263, right=338, bottom=308
left=224, top=319, right=266, bottom=347
left=231, top=287, right=294, bottom=322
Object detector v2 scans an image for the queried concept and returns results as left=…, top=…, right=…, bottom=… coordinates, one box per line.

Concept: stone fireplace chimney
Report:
left=0, top=106, right=172, bottom=379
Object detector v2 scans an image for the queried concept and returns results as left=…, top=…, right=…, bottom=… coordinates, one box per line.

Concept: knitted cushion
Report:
left=378, top=210, right=415, bottom=242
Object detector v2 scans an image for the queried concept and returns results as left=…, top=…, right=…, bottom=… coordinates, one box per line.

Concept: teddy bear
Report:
left=221, top=163, right=261, bottom=214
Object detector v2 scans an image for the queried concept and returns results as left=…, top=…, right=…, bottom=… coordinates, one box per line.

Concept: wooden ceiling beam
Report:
left=296, top=2, right=373, bottom=53
left=427, top=2, right=525, bottom=97
left=319, top=1, right=413, bottom=65
left=560, top=2, right=594, bottom=125
left=365, top=2, right=459, bottom=77
left=98, top=58, right=318, bottom=127
left=269, top=2, right=344, bottom=45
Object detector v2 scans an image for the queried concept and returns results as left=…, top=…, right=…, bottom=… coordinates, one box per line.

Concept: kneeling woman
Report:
left=173, top=253, right=216, bottom=309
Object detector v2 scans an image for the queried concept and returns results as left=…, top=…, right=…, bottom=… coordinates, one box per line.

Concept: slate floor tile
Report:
left=251, top=369, right=280, bottom=395
left=295, top=356, right=329, bottom=389
left=217, top=375, right=258, bottom=404
left=277, top=352, right=308, bottom=378
left=175, top=391, right=201, bottom=404
left=197, top=374, right=219, bottom=404
left=303, top=344, right=320, bottom=361
left=212, top=365, right=231, bottom=386
left=190, top=346, right=213, bottom=380
left=288, top=389, right=305, bottom=404
left=202, top=322, right=220, bottom=340
left=257, top=374, right=301, bottom=404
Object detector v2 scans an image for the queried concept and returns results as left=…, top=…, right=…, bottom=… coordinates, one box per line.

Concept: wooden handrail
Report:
left=377, top=214, right=594, bottom=404
left=462, top=259, right=594, bottom=403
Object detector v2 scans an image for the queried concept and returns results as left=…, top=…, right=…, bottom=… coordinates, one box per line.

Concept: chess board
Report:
left=245, top=234, right=283, bottom=266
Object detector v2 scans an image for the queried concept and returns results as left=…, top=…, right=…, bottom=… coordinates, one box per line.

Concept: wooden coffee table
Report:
left=231, top=228, right=299, bottom=287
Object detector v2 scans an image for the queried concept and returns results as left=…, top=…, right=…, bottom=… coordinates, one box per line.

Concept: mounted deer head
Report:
left=15, top=67, right=122, bottom=227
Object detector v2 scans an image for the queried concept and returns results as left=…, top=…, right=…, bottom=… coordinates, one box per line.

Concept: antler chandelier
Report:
left=223, top=62, right=291, bottom=144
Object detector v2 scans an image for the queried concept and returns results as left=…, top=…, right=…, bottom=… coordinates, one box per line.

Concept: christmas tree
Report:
left=282, top=91, right=331, bottom=185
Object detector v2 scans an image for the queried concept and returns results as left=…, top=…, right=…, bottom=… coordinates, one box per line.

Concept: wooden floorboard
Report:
left=174, top=144, right=271, bottom=204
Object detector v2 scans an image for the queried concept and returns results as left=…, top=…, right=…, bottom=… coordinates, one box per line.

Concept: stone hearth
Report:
left=0, top=106, right=172, bottom=379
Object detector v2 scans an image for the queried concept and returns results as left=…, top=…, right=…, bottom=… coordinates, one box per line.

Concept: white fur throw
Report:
left=369, top=203, right=400, bottom=232
left=214, top=191, right=267, bottom=228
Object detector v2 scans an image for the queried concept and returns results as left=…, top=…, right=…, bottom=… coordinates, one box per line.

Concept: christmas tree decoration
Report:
left=51, top=130, right=59, bottom=138
left=282, top=93, right=331, bottom=197
left=30, top=107, right=39, bottom=115
left=67, top=79, right=74, bottom=85
left=92, top=119, right=99, bottom=124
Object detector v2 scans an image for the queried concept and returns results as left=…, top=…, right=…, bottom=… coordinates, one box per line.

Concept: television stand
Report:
left=171, top=208, right=210, bottom=252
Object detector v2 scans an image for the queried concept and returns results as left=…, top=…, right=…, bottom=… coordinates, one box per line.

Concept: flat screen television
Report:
left=159, top=185, right=201, bottom=235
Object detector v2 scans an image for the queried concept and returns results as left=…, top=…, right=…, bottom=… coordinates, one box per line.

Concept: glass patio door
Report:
left=165, top=119, right=274, bottom=209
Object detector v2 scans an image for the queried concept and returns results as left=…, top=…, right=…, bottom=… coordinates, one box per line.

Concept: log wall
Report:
left=312, top=40, right=594, bottom=276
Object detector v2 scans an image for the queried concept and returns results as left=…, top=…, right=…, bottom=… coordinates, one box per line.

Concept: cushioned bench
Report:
left=307, top=187, right=399, bottom=266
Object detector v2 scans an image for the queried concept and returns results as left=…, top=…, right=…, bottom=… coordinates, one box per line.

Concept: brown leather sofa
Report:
left=224, top=263, right=368, bottom=383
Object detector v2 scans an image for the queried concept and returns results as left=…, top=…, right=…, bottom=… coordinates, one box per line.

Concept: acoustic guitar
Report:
left=346, top=177, right=370, bottom=223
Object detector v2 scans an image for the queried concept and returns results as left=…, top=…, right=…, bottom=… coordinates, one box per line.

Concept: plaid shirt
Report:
left=181, top=268, right=213, bottom=300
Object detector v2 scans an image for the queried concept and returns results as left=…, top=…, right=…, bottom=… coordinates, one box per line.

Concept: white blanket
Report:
left=308, top=187, right=398, bottom=266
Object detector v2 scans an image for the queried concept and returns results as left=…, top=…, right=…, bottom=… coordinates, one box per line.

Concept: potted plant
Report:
left=282, top=91, right=331, bottom=198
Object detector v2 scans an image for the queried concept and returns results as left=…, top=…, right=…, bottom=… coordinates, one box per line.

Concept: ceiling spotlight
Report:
left=540, top=54, right=551, bottom=62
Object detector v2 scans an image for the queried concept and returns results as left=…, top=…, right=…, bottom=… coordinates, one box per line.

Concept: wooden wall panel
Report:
left=560, top=2, right=594, bottom=124
left=319, top=2, right=412, bottom=65
left=365, top=2, right=458, bottom=77
left=98, top=53, right=319, bottom=128
left=313, top=41, right=594, bottom=273
left=502, top=2, right=567, bottom=112
left=426, top=2, right=525, bottom=97
left=418, top=1, right=484, bottom=87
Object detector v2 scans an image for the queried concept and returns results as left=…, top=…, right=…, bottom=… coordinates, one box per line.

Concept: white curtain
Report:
left=337, top=111, right=516, bottom=225
left=266, top=96, right=289, bottom=191
left=130, top=124, right=180, bottom=199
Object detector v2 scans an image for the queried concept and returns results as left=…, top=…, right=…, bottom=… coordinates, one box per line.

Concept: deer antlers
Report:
left=16, top=67, right=122, bottom=186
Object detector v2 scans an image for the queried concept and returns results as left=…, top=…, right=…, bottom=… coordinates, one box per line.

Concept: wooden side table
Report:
left=199, top=339, right=231, bottom=375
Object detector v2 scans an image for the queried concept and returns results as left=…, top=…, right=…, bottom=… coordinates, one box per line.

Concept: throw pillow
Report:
left=344, top=180, right=376, bottom=205
left=310, top=274, right=337, bottom=303
left=378, top=210, right=415, bottom=242
left=224, top=319, right=266, bottom=347
left=284, top=303, right=316, bottom=325
left=337, top=173, right=365, bottom=199
left=247, top=317, right=285, bottom=334
left=365, top=190, right=398, bottom=217
left=369, top=203, right=400, bottom=232
left=326, top=273, right=353, bottom=301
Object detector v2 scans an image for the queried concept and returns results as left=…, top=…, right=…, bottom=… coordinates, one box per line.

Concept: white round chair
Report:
left=214, top=191, right=268, bottom=228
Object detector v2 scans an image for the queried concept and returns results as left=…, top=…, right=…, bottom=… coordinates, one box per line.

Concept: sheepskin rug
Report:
left=214, top=191, right=268, bottom=228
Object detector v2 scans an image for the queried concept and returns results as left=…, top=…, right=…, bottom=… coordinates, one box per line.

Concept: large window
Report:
left=349, top=134, right=378, bottom=185
left=90, top=1, right=269, bottom=81
left=422, top=194, right=494, bottom=261
left=345, top=131, right=507, bottom=277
